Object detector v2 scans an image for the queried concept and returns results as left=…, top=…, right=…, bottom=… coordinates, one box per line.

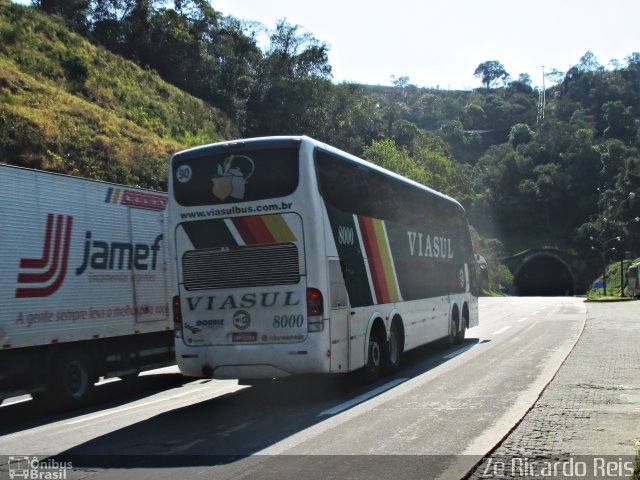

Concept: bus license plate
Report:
left=232, top=332, right=257, bottom=343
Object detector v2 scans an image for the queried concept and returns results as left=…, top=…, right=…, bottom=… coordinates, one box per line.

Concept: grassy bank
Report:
left=0, top=0, right=236, bottom=189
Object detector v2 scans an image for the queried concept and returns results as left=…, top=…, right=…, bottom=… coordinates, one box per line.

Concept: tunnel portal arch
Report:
left=511, top=251, right=577, bottom=296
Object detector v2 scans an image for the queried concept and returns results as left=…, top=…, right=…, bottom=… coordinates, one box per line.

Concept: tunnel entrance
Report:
left=514, top=255, right=575, bottom=296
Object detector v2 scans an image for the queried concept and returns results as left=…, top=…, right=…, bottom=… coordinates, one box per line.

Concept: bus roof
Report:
left=171, top=136, right=465, bottom=212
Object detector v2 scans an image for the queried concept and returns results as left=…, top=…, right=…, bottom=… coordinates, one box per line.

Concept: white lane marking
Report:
left=166, top=438, right=208, bottom=454
left=0, top=396, right=31, bottom=407
left=139, top=365, right=181, bottom=376
left=443, top=343, right=475, bottom=359
left=492, top=326, right=512, bottom=335
left=64, top=387, right=211, bottom=425
left=95, top=377, right=121, bottom=386
left=518, top=317, right=530, bottom=323
left=218, top=422, right=251, bottom=436
left=318, top=378, right=407, bottom=416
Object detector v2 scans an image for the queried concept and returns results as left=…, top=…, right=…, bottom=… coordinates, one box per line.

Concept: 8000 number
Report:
left=273, top=314, right=304, bottom=329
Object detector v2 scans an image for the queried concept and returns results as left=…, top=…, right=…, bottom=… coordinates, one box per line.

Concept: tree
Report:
left=625, top=52, right=640, bottom=66
left=209, top=16, right=262, bottom=128
left=264, top=19, right=332, bottom=79
left=390, top=75, right=410, bottom=89
left=412, top=131, right=459, bottom=194
left=575, top=51, right=604, bottom=72
left=34, top=0, right=90, bottom=32
left=318, top=83, right=383, bottom=155
left=602, top=101, right=638, bottom=142
left=509, top=124, right=534, bottom=148
left=90, top=0, right=132, bottom=51
left=363, top=139, right=427, bottom=185
left=518, top=73, right=532, bottom=85
left=544, top=68, right=565, bottom=86
left=474, top=61, right=509, bottom=89
left=246, top=19, right=333, bottom=136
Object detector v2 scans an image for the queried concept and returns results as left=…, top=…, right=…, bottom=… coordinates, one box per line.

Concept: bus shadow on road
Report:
left=0, top=373, right=190, bottom=434
left=43, top=337, right=483, bottom=470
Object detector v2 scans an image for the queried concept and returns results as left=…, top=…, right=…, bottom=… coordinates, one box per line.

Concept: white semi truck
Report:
left=0, top=164, right=175, bottom=406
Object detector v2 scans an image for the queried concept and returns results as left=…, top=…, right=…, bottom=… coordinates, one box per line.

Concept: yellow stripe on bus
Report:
left=262, top=215, right=296, bottom=243
left=372, top=218, right=401, bottom=302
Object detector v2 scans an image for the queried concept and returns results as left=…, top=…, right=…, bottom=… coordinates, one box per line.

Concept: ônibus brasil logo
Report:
left=15, top=214, right=73, bottom=299
left=15, top=213, right=163, bottom=299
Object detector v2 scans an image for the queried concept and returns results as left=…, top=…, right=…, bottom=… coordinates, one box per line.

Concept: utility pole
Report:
left=537, top=65, right=546, bottom=122
left=590, top=235, right=621, bottom=297
left=542, top=65, right=546, bottom=119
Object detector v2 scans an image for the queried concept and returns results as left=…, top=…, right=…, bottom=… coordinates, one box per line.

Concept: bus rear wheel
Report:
left=362, top=329, right=383, bottom=382
left=456, top=312, right=467, bottom=344
left=446, top=316, right=459, bottom=347
left=383, top=323, right=403, bottom=375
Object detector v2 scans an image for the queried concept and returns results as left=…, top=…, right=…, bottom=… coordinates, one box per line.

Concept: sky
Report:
left=213, top=0, right=640, bottom=90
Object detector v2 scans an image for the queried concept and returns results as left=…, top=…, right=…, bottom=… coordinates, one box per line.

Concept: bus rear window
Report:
left=172, top=146, right=299, bottom=206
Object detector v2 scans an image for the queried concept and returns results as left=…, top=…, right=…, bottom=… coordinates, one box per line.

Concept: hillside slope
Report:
left=0, top=0, right=236, bottom=189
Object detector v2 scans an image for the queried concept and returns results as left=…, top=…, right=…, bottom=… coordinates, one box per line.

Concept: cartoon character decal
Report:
left=211, top=155, right=255, bottom=201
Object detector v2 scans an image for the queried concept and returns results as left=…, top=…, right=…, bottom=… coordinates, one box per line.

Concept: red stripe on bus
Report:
left=243, top=216, right=276, bottom=244
left=231, top=217, right=259, bottom=245
left=357, top=216, right=391, bottom=304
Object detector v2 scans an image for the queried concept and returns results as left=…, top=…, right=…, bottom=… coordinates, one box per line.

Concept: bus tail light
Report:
left=172, top=295, right=183, bottom=338
left=307, top=288, right=324, bottom=332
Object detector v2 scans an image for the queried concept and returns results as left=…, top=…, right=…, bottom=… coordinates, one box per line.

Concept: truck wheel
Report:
left=50, top=351, right=96, bottom=407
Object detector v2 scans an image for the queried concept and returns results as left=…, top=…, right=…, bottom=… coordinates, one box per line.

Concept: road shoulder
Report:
left=467, top=301, right=640, bottom=479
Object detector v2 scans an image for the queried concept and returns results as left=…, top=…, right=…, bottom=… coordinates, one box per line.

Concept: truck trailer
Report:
left=0, top=164, right=174, bottom=406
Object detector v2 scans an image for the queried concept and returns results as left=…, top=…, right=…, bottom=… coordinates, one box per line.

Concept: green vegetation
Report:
left=587, top=257, right=640, bottom=300
left=469, top=226, right=513, bottom=294
left=3, top=0, right=640, bottom=291
left=0, top=0, right=234, bottom=189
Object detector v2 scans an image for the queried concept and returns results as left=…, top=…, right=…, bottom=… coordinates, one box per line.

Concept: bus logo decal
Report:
left=15, top=214, right=73, bottom=298
left=212, top=155, right=255, bottom=201
left=233, top=310, right=251, bottom=330
left=407, top=231, right=454, bottom=259
left=184, top=322, right=202, bottom=334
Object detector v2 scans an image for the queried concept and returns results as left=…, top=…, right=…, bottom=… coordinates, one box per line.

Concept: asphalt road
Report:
left=0, top=297, right=587, bottom=480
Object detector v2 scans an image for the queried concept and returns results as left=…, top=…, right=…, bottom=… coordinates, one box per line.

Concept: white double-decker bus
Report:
left=168, top=136, right=479, bottom=381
